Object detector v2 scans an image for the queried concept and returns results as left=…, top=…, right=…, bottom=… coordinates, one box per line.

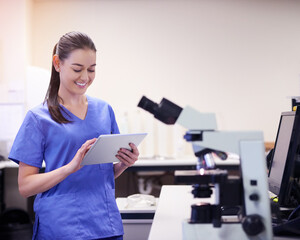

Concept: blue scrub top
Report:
left=9, top=95, right=124, bottom=240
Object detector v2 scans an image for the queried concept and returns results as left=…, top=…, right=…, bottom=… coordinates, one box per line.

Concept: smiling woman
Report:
left=8, top=31, right=140, bottom=240
left=46, top=32, right=97, bottom=124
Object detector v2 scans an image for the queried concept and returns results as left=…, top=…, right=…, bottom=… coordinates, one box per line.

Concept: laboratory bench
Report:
left=3, top=158, right=295, bottom=239
left=118, top=155, right=240, bottom=198
left=0, top=155, right=240, bottom=170
left=128, top=155, right=240, bottom=171
left=149, top=185, right=300, bottom=240
left=0, top=156, right=240, bottom=222
left=116, top=196, right=158, bottom=240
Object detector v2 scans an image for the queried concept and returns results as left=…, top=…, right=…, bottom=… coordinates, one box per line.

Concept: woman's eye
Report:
left=72, top=68, right=94, bottom=73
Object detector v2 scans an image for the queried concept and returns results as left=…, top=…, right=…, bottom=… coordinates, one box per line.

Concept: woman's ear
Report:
left=53, top=55, right=60, bottom=72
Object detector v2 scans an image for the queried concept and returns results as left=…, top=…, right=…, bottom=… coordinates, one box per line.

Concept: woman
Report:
left=9, top=31, right=139, bottom=240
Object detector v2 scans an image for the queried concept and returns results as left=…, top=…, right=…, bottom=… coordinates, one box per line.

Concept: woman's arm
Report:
left=18, top=138, right=96, bottom=198
left=18, top=162, right=72, bottom=198
left=114, top=143, right=139, bottom=178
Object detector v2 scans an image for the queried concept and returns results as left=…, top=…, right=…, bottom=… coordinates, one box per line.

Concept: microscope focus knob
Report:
left=249, top=193, right=259, bottom=201
left=242, top=214, right=264, bottom=236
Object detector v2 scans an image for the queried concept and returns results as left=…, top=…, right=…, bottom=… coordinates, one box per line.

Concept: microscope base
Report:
left=182, top=220, right=271, bottom=240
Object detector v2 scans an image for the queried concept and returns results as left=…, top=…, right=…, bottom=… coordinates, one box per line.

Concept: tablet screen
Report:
left=81, top=133, right=147, bottom=165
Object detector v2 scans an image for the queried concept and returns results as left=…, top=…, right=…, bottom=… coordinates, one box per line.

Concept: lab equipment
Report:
left=291, top=96, right=300, bottom=111
left=126, top=194, right=156, bottom=209
left=138, top=96, right=273, bottom=240
left=268, top=110, right=300, bottom=208
left=267, top=110, right=300, bottom=236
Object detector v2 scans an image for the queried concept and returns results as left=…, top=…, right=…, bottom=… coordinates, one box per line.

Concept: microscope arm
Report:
left=190, top=131, right=264, bottom=156
left=176, top=105, right=217, bottom=130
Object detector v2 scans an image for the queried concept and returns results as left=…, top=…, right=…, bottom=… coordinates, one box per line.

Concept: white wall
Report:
left=0, top=0, right=32, bottom=211
left=29, top=0, right=300, bottom=156
left=0, top=0, right=33, bottom=154
left=0, top=0, right=30, bottom=103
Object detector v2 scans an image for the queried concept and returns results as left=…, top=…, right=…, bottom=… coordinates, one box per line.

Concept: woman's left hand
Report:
left=115, top=143, right=139, bottom=168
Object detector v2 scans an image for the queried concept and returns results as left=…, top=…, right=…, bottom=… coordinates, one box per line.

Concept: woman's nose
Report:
left=81, top=70, right=89, bottom=81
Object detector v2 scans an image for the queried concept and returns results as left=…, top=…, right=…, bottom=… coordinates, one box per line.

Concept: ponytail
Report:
left=44, top=44, right=71, bottom=124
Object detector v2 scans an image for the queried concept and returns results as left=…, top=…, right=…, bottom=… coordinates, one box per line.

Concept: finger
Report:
left=120, top=144, right=139, bottom=159
left=82, top=138, right=96, bottom=150
left=84, top=138, right=97, bottom=147
left=129, top=143, right=139, bottom=155
left=116, top=151, right=136, bottom=166
left=117, top=151, right=134, bottom=162
left=115, top=155, right=131, bottom=167
left=119, top=149, right=138, bottom=161
left=78, top=138, right=97, bottom=158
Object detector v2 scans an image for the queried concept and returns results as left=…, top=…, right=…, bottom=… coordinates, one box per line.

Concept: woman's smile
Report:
left=75, top=81, right=88, bottom=87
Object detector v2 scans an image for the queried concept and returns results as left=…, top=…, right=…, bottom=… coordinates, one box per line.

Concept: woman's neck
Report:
left=58, top=91, right=87, bottom=107
left=58, top=85, right=87, bottom=105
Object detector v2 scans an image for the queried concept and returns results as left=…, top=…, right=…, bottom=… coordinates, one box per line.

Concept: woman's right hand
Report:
left=66, top=138, right=97, bottom=174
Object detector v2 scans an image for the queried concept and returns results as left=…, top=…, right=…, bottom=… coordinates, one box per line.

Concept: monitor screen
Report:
left=268, top=112, right=295, bottom=195
left=268, top=109, right=300, bottom=207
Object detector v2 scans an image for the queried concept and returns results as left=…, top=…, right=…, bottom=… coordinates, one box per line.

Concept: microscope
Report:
left=138, top=96, right=273, bottom=240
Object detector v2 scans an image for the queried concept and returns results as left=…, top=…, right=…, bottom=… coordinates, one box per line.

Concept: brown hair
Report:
left=44, top=31, right=97, bottom=124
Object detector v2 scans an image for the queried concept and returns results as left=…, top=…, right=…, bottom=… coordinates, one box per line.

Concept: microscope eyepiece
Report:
left=137, top=96, right=158, bottom=115
left=137, top=96, right=183, bottom=125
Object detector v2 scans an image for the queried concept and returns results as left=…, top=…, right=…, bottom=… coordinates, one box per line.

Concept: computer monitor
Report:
left=268, top=109, right=300, bottom=207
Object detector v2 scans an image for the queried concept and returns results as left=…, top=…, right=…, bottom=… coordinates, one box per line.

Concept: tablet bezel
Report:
left=81, top=133, right=147, bottom=165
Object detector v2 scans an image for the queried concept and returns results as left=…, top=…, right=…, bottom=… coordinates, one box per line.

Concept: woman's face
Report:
left=58, top=48, right=96, bottom=97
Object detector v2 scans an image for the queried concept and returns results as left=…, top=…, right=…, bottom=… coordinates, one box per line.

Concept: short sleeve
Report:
left=108, top=105, right=120, bottom=134
left=8, top=110, right=45, bottom=168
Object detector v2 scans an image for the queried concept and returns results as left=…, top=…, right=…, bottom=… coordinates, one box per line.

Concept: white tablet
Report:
left=81, top=133, right=147, bottom=165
